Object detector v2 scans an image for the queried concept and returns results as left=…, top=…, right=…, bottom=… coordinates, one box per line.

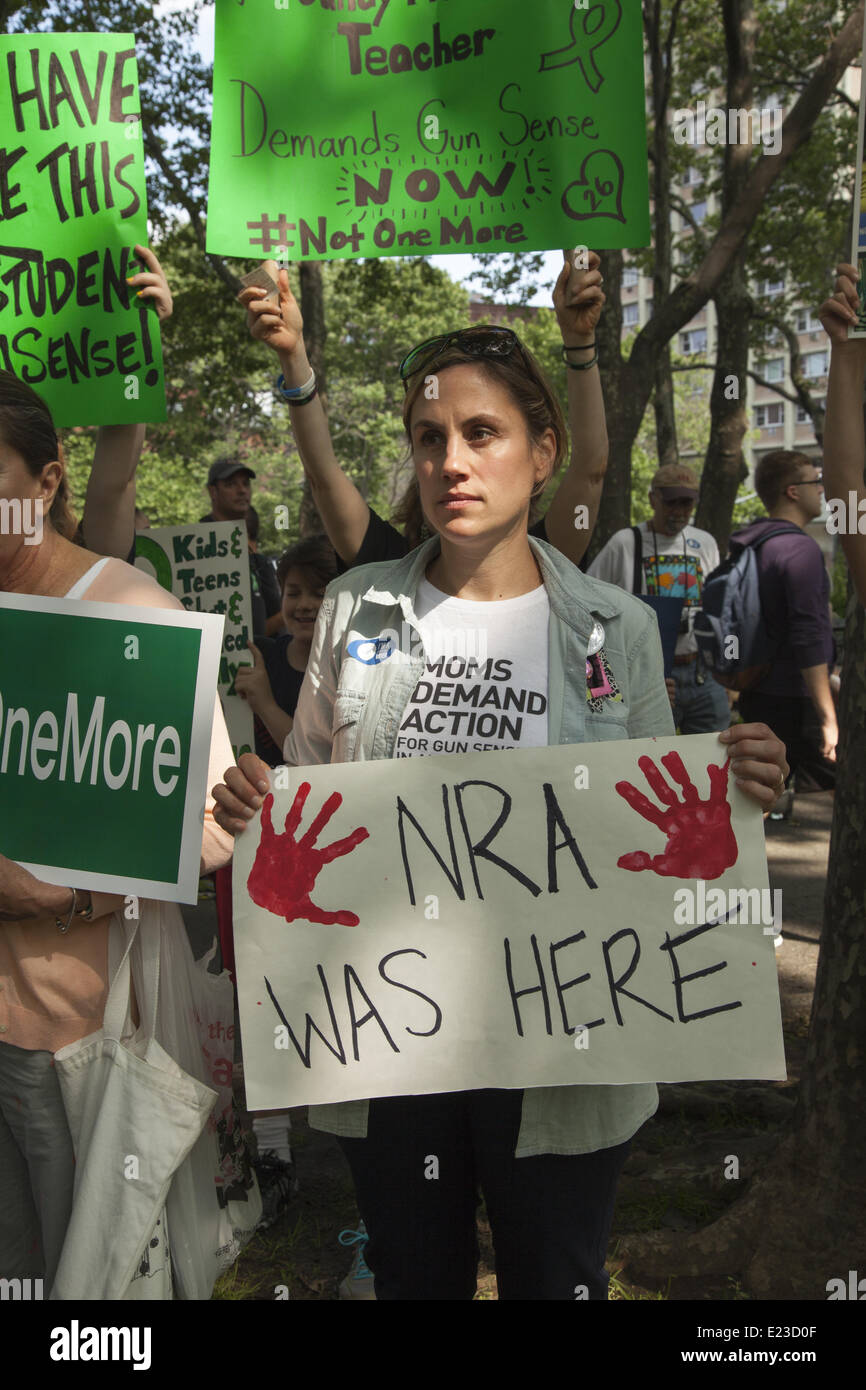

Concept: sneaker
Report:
left=254, top=1151, right=296, bottom=1231
left=338, top=1222, right=376, bottom=1300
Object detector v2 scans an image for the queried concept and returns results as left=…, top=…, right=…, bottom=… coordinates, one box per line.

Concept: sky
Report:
left=156, top=0, right=566, bottom=307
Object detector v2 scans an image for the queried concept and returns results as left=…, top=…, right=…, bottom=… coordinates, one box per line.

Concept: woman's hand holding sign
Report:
left=240, top=261, right=304, bottom=359
left=553, top=247, right=605, bottom=343
left=213, top=758, right=369, bottom=927
left=615, top=724, right=789, bottom=878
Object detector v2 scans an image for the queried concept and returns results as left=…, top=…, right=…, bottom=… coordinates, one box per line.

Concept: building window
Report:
left=623, top=266, right=639, bottom=287
left=623, top=302, right=640, bottom=326
left=680, top=328, right=707, bottom=354
left=802, top=350, right=829, bottom=379
left=796, top=309, right=821, bottom=333
left=758, top=276, right=785, bottom=297
left=681, top=166, right=703, bottom=187
left=760, top=357, right=785, bottom=383
left=691, top=200, right=707, bottom=224
left=754, top=402, right=784, bottom=429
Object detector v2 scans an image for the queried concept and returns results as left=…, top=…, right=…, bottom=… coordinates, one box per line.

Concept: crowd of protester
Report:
left=3, top=242, right=858, bottom=1300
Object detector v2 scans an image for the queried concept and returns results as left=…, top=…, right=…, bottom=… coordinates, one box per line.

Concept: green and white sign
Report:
left=0, top=594, right=223, bottom=902
left=207, top=0, right=649, bottom=261
left=0, top=33, right=165, bottom=425
left=135, top=521, right=255, bottom=760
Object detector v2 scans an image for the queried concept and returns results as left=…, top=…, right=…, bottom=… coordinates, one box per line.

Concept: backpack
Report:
left=692, top=525, right=798, bottom=691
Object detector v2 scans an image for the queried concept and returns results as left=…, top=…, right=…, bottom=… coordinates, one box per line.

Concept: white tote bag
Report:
left=127, top=900, right=262, bottom=1298
left=50, top=913, right=217, bottom=1301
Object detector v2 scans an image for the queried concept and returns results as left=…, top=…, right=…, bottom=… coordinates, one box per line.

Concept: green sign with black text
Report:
left=0, top=33, right=165, bottom=425
left=0, top=594, right=222, bottom=903
left=207, top=0, right=649, bottom=261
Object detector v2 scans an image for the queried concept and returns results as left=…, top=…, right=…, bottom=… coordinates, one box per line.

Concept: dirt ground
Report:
left=204, top=792, right=832, bottom=1302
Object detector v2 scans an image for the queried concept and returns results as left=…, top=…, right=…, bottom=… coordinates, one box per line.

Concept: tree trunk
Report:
left=619, top=590, right=866, bottom=1296
left=590, top=252, right=641, bottom=559
left=694, top=0, right=754, bottom=550
left=297, top=262, right=327, bottom=538
left=646, top=0, right=678, bottom=472
left=695, top=272, right=750, bottom=550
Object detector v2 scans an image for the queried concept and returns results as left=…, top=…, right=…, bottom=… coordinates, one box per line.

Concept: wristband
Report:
left=561, top=345, right=599, bottom=370
left=286, top=385, right=318, bottom=406
left=275, top=370, right=316, bottom=400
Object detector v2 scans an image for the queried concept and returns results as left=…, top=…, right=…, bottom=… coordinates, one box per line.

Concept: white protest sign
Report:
left=135, top=521, right=255, bottom=758
left=232, top=733, right=786, bottom=1110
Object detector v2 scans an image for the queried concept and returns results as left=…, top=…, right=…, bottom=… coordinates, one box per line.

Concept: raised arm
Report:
left=240, top=262, right=370, bottom=566
left=541, top=249, right=608, bottom=566
left=80, top=245, right=172, bottom=558
left=819, top=263, right=866, bottom=605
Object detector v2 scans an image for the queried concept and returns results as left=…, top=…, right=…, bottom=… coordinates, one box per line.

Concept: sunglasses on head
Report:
left=399, top=326, right=526, bottom=390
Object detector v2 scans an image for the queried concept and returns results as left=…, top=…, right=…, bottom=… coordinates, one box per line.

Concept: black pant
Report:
left=739, top=691, right=836, bottom=791
left=337, top=1089, right=631, bottom=1300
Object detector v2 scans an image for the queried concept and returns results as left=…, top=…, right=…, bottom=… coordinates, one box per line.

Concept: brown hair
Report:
left=754, top=449, right=813, bottom=510
left=276, top=533, right=339, bottom=593
left=398, top=331, right=568, bottom=549
left=0, top=370, right=78, bottom=540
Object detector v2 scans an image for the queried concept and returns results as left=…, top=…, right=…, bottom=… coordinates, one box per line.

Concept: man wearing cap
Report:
left=588, top=464, right=730, bottom=733
left=201, top=459, right=282, bottom=639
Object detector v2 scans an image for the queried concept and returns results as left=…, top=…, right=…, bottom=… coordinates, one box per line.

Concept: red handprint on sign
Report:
left=247, top=786, right=370, bottom=926
left=614, top=752, right=737, bottom=879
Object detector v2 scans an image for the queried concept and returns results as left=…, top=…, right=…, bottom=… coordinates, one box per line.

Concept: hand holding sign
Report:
left=234, top=641, right=271, bottom=713
left=248, top=787, right=370, bottom=927
left=127, top=244, right=173, bottom=323
left=615, top=752, right=737, bottom=879
left=553, top=248, right=605, bottom=340
left=239, top=261, right=304, bottom=360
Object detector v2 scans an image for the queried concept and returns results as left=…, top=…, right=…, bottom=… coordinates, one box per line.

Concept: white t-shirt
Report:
left=395, top=578, right=550, bottom=758
left=588, top=521, right=720, bottom=654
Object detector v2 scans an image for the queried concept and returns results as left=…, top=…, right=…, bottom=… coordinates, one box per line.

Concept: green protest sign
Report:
left=0, top=33, right=165, bottom=425
left=207, top=0, right=649, bottom=261
left=0, top=593, right=223, bottom=902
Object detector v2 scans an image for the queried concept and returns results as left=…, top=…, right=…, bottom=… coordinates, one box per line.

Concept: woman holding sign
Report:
left=0, top=370, right=236, bottom=1294
left=213, top=325, right=789, bottom=1301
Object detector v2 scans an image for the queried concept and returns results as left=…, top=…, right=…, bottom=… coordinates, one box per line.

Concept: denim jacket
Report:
left=283, top=535, right=675, bottom=1156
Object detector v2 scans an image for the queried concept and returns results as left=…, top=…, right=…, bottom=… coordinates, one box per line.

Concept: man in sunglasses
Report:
left=588, top=463, right=731, bottom=734
left=733, top=449, right=837, bottom=792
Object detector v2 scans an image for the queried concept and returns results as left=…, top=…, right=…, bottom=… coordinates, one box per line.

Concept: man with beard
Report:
left=588, top=463, right=730, bottom=733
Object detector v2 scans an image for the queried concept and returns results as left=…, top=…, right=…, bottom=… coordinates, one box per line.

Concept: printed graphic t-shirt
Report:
left=588, top=522, right=720, bottom=656
left=395, top=579, right=550, bottom=758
